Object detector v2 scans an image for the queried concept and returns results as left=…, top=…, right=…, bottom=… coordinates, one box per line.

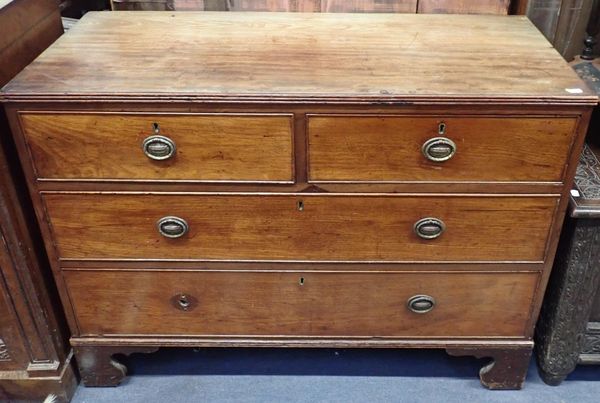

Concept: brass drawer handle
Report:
left=157, top=216, right=188, bottom=238
left=422, top=137, right=456, bottom=162
left=178, top=294, right=190, bottom=309
left=142, top=135, right=176, bottom=160
left=170, top=293, right=198, bottom=311
left=414, top=217, right=445, bottom=239
left=407, top=295, right=436, bottom=314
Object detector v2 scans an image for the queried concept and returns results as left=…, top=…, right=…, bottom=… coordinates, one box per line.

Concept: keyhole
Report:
left=438, top=122, right=446, bottom=135
left=297, top=200, right=304, bottom=211
left=152, top=122, right=160, bottom=133
left=299, top=277, right=305, bottom=286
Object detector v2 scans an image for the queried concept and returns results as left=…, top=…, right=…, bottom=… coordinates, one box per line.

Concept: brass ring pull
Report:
left=422, top=137, right=456, bottom=162
left=414, top=217, right=445, bottom=240
left=157, top=216, right=188, bottom=239
left=142, top=135, right=176, bottom=160
left=407, top=295, right=436, bottom=314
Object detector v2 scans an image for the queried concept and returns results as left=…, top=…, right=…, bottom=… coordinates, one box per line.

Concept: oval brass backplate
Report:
left=413, top=217, right=446, bottom=240
left=170, top=293, right=199, bottom=312
left=421, top=137, right=456, bottom=162
left=142, top=134, right=177, bottom=161
left=157, top=216, right=189, bottom=239
left=407, top=295, right=436, bottom=314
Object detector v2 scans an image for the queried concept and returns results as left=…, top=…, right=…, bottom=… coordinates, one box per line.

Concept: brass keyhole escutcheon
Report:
left=297, top=200, right=304, bottom=211
left=299, top=277, right=305, bottom=286
left=438, top=122, right=446, bottom=135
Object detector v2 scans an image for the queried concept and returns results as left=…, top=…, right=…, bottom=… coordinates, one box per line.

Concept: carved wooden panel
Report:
left=575, top=144, right=600, bottom=199
left=535, top=218, right=600, bottom=384
left=581, top=322, right=600, bottom=362
left=0, top=339, right=10, bottom=361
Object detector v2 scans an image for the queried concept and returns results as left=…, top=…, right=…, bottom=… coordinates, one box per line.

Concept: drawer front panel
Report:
left=19, top=113, right=294, bottom=182
left=44, top=194, right=557, bottom=262
left=64, top=270, right=538, bottom=337
left=308, top=116, right=577, bottom=182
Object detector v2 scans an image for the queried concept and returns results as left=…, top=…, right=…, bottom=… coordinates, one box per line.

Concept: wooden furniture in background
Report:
left=536, top=143, right=600, bottom=385
left=0, top=0, right=77, bottom=402
left=535, top=28, right=600, bottom=384
left=110, top=0, right=528, bottom=14
left=581, top=0, right=600, bottom=60
left=528, top=0, right=594, bottom=61
left=1, top=12, right=594, bottom=390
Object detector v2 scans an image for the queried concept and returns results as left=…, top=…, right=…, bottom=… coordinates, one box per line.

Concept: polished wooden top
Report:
left=1, top=11, right=595, bottom=104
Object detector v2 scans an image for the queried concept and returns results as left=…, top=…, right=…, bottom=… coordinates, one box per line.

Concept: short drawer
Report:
left=64, top=270, right=538, bottom=337
left=19, top=112, right=294, bottom=182
left=43, top=193, right=557, bottom=262
left=308, top=115, right=578, bottom=182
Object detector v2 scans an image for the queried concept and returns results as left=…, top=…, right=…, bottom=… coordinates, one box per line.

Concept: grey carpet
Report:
left=71, top=348, right=600, bottom=403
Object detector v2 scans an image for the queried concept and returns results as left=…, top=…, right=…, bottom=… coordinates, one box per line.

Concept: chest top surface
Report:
left=0, top=11, right=595, bottom=104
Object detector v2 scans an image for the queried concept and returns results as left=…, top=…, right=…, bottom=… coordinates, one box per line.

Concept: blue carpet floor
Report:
left=71, top=348, right=600, bottom=402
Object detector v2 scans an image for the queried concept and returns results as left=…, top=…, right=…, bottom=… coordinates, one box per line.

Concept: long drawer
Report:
left=308, top=115, right=578, bottom=182
left=19, top=112, right=294, bottom=182
left=43, top=193, right=557, bottom=262
left=64, top=270, right=538, bottom=337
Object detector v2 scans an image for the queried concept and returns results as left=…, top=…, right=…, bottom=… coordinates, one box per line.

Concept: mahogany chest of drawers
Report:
left=1, top=12, right=595, bottom=390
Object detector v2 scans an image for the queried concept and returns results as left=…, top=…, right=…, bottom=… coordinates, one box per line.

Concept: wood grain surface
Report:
left=1, top=12, right=594, bottom=104
left=43, top=193, right=557, bottom=262
left=0, top=0, right=63, bottom=87
left=0, top=8, right=586, bottom=389
left=64, top=270, right=538, bottom=337
left=228, top=0, right=417, bottom=12
left=20, top=112, right=294, bottom=181
left=308, top=115, right=577, bottom=182
left=418, top=0, right=510, bottom=14
left=114, top=0, right=516, bottom=14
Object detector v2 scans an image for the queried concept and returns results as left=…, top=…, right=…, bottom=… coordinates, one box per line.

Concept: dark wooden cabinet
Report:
left=0, top=0, right=77, bottom=401
left=1, top=12, right=594, bottom=391
left=536, top=143, right=600, bottom=385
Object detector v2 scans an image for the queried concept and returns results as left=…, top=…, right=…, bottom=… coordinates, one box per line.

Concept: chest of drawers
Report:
left=1, top=12, right=595, bottom=390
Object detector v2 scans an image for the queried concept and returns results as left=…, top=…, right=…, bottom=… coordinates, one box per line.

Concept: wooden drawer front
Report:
left=64, top=270, right=537, bottom=337
left=308, top=116, right=577, bottom=182
left=19, top=113, right=294, bottom=182
left=44, top=194, right=556, bottom=262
